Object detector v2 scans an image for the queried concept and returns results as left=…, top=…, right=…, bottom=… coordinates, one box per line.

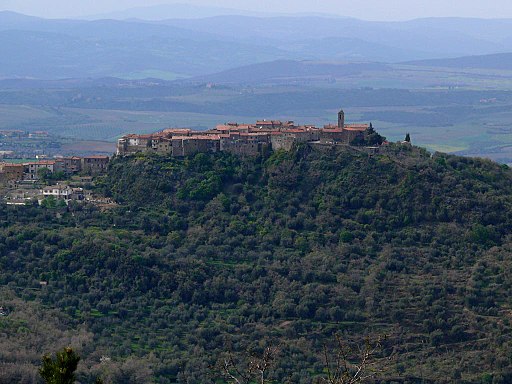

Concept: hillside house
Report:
left=24, top=160, right=56, bottom=180
left=54, top=157, right=82, bottom=174
left=42, top=185, right=84, bottom=201
left=0, top=163, right=24, bottom=185
left=81, top=156, right=109, bottom=174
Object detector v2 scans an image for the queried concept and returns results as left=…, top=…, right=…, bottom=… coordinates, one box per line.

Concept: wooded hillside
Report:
left=1, top=144, right=512, bottom=383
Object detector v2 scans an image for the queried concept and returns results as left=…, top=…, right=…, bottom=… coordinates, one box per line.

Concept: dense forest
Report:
left=1, top=143, right=512, bottom=383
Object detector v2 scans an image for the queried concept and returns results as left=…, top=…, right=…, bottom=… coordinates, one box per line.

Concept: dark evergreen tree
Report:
left=39, top=348, right=80, bottom=384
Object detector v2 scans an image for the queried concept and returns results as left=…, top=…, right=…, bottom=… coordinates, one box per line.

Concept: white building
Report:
left=41, top=185, right=84, bottom=200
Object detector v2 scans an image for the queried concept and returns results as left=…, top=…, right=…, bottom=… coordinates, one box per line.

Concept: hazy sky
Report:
left=1, top=0, right=512, bottom=20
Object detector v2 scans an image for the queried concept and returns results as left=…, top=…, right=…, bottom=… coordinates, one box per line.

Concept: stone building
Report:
left=54, top=157, right=82, bottom=174
left=116, top=134, right=154, bottom=155
left=172, top=135, right=221, bottom=157
left=81, top=156, right=109, bottom=174
left=0, top=163, right=24, bottom=185
left=271, top=128, right=320, bottom=150
left=220, top=132, right=271, bottom=155
left=24, top=160, right=56, bottom=180
left=115, top=111, right=375, bottom=157
left=319, top=124, right=368, bottom=144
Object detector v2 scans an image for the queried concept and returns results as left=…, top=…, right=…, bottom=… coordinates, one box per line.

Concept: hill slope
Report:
left=193, top=60, right=390, bottom=84
left=405, top=52, right=512, bottom=70
left=2, top=145, right=512, bottom=382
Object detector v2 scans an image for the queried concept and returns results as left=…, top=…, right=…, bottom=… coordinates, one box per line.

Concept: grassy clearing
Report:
left=423, top=144, right=469, bottom=153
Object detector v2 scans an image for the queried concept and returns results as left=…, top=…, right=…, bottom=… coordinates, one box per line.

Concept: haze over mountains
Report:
left=2, top=6, right=512, bottom=80
left=86, top=3, right=284, bottom=20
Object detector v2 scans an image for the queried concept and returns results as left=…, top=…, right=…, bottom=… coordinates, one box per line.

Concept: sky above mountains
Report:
left=1, top=0, right=512, bottom=20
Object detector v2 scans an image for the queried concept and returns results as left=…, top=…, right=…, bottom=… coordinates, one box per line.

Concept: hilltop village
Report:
left=0, top=110, right=387, bottom=205
left=116, top=110, right=384, bottom=157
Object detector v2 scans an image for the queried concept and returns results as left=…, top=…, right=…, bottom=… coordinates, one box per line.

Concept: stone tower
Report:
left=338, top=109, right=345, bottom=129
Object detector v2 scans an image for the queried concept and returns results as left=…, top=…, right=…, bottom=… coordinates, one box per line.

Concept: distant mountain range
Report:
left=2, top=10, right=512, bottom=80
left=85, top=3, right=283, bottom=20
left=190, top=60, right=391, bottom=84
left=405, top=52, right=512, bottom=70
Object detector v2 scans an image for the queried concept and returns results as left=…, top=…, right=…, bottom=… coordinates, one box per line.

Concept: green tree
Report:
left=41, top=195, right=57, bottom=209
left=37, top=167, right=51, bottom=181
left=39, top=347, right=80, bottom=384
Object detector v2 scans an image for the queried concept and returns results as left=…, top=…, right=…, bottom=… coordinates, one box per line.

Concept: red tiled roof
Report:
left=256, top=120, right=282, bottom=125
left=162, top=128, right=191, bottom=134
left=59, top=156, right=82, bottom=160
left=216, top=124, right=251, bottom=131
left=240, top=132, right=270, bottom=136
left=25, top=160, right=56, bottom=165
left=322, top=128, right=344, bottom=133
left=134, top=134, right=154, bottom=139
left=174, top=135, right=221, bottom=140
left=282, top=129, right=308, bottom=133
left=84, top=155, right=109, bottom=159
left=344, top=125, right=368, bottom=131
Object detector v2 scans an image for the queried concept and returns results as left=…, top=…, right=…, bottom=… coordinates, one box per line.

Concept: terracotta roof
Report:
left=215, top=125, right=250, bottom=131
left=84, top=155, right=109, bottom=159
left=240, top=132, right=270, bottom=136
left=322, top=128, right=344, bottom=133
left=127, top=134, right=154, bottom=139
left=282, top=129, right=308, bottom=133
left=174, top=135, right=221, bottom=140
left=56, top=156, right=81, bottom=160
left=25, top=160, right=56, bottom=165
left=344, top=125, right=368, bottom=131
left=250, top=128, right=275, bottom=133
left=162, top=128, right=191, bottom=134
left=43, top=185, right=68, bottom=191
left=256, top=120, right=282, bottom=125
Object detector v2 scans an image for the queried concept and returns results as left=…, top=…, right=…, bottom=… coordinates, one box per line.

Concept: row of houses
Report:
left=0, top=155, right=109, bottom=185
left=116, top=110, right=372, bottom=157
left=4, top=183, right=87, bottom=206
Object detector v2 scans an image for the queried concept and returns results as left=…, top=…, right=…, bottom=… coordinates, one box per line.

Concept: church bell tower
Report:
left=338, top=109, right=345, bottom=129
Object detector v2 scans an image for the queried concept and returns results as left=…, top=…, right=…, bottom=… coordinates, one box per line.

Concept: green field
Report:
left=2, top=65, right=512, bottom=163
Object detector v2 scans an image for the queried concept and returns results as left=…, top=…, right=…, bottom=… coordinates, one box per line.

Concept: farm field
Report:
left=2, top=64, right=512, bottom=162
